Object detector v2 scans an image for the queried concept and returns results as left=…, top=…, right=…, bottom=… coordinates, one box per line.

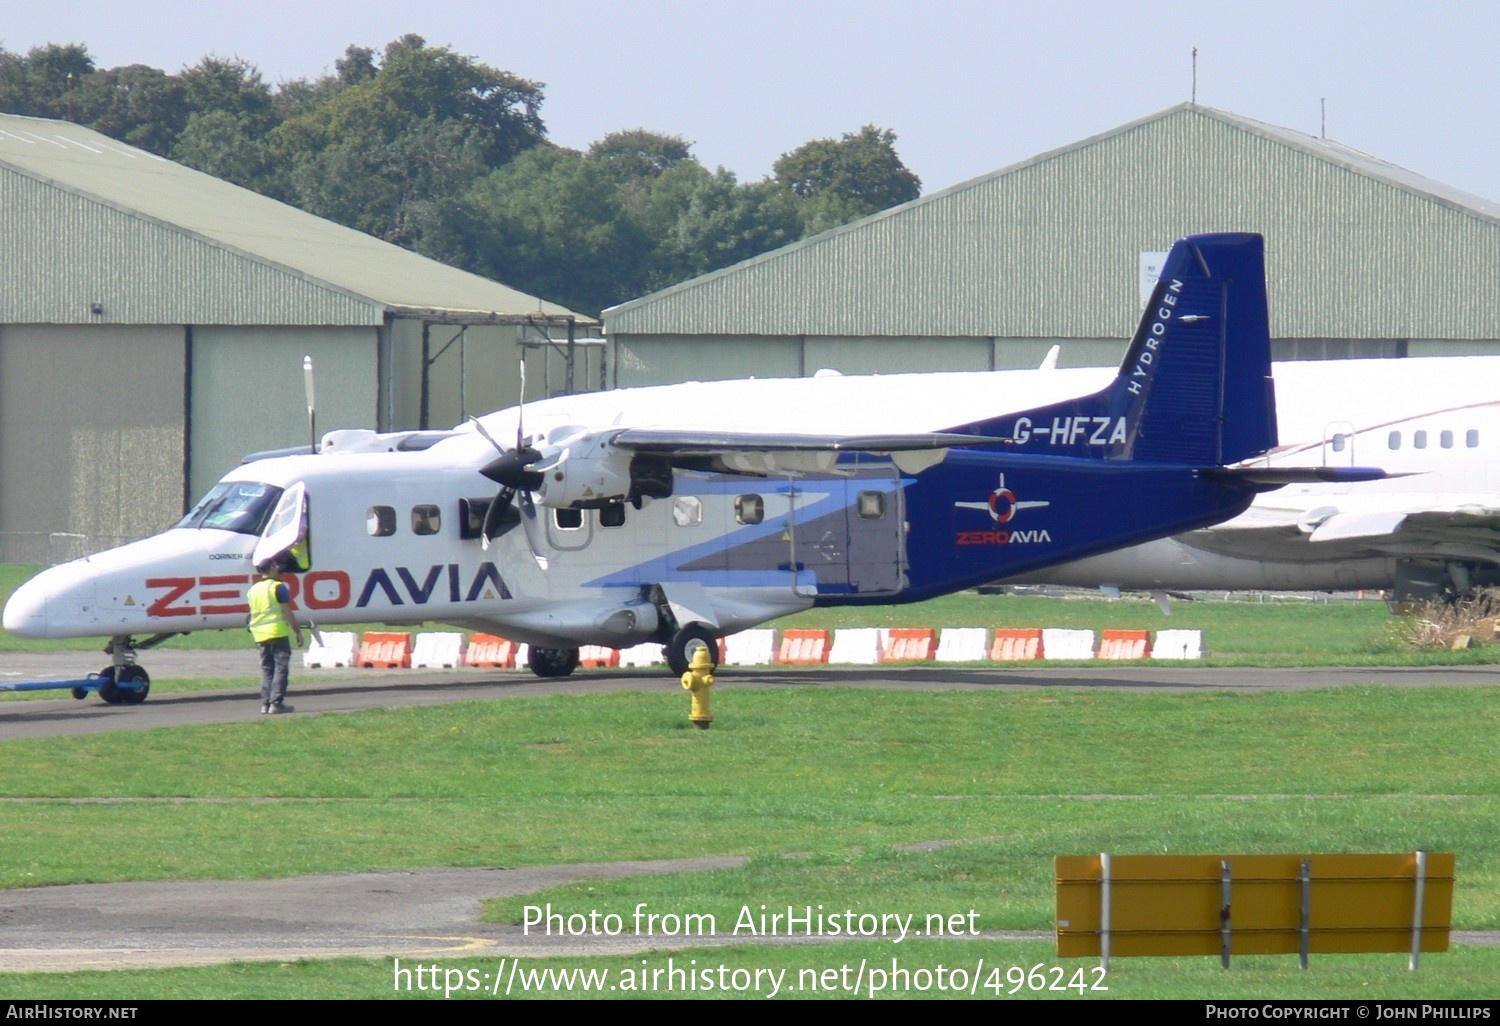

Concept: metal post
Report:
left=1099, top=852, right=1112, bottom=972
left=1299, top=858, right=1311, bottom=969
left=1219, top=859, right=1232, bottom=969
left=1410, top=850, right=1427, bottom=971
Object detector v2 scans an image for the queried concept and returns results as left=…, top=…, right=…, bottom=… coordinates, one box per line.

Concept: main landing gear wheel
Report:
left=527, top=646, right=580, bottom=679
left=97, top=665, right=151, bottom=705
left=665, top=624, right=718, bottom=676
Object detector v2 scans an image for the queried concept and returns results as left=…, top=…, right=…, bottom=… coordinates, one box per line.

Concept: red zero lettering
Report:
left=145, top=577, right=196, bottom=617
left=198, top=574, right=250, bottom=615
left=301, top=570, right=351, bottom=610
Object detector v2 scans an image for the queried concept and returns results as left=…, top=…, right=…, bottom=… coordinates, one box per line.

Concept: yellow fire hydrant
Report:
left=680, top=647, right=715, bottom=729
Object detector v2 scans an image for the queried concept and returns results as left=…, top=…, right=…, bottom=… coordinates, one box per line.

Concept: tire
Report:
left=527, top=646, right=580, bottom=679
left=666, top=624, right=718, bottom=676
left=97, top=665, right=151, bottom=705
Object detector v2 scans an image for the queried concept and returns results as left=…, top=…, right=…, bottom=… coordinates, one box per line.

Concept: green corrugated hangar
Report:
left=604, top=103, right=1500, bottom=386
left=0, top=113, right=593, bottom=563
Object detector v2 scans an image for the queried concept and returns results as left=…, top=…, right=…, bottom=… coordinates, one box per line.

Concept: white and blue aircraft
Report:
left=3, top=233, right=1329, bottom=700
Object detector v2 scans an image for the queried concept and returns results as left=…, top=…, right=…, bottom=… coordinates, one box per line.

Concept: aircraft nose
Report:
left=2, top=577, right=49, bottom=637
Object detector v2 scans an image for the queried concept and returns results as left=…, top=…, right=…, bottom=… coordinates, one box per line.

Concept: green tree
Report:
left=0, top=43, right=95, bottom=119
left=445, top=145, right=653, bottom=315
left=773, top=124, right=921, bottom=235
left=69, top=64, right=187, bottom=155
left=267, top=35, right=546, bottom=242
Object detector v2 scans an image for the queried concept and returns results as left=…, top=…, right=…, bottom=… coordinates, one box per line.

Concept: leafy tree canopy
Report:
left=0, top=39, right=922, bottom=315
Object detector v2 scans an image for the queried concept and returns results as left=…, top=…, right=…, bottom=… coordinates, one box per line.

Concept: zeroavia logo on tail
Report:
left=954, top=476, right=1053, bottom=546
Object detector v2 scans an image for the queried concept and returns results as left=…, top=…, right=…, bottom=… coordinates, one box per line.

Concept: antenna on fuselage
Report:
left=303, top=355, right=317, bottom=454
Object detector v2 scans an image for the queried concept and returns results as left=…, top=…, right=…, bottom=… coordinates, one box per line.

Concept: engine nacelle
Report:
left=532, top=429, right=636, bottom=509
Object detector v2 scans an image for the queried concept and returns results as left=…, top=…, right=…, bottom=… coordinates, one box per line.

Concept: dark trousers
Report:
left=258, top=636, right=292, bottom=706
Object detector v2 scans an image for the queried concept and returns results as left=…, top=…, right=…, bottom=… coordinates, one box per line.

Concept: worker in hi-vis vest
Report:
left=248, top=559, right=304, bottom=714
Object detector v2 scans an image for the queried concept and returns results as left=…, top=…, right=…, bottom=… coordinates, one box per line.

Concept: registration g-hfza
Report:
left=5, top=234, right=1358, bottom=702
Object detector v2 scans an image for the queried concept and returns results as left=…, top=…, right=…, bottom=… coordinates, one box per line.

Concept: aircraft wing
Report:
left=609, top=428, right=1002, bottom=476
left=1181, top=499, right=1500, bottom=565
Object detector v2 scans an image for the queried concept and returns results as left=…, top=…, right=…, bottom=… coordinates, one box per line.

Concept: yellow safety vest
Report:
left=247, top=578, right=290, bottom=643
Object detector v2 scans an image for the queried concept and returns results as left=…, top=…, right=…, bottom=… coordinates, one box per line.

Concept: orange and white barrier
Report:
left=303, top=631, right=358, bottom=668
left=578, top=645, right=620, bottom=669
left=1097, top=629, right=1152, bottom=660
left=883, top=628, right=936, bottom=661
left=359, top=631, right=412, bottom=668
left=1041, top=628, right=1095, bottom=661
left=723, top=629, right=776, bottom=665
left=1152, top=629, right=1204, bottom=660
left=411, top=632, right=466, bottom=669
left=778, top=629, right=830, bottom=664
left=936, top=628, right=989, bottom=662
left=990, top=628, right=1044, bottom=661
left=464, top=633, right=517, bottom=669
left=829, top=627, right=882, bottom=664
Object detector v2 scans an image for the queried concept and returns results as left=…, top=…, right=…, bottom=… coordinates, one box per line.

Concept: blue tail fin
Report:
left=967, top=232, right=1277, bottom=466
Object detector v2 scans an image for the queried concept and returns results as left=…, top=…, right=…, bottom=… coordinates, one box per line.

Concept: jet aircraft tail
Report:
left=964, top=232, right=1277, bottom=467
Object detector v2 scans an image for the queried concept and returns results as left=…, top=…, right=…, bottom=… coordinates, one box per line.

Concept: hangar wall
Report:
left=0, top=326, right=185, bottom=561
left=189, top=326, right=380, bottom=502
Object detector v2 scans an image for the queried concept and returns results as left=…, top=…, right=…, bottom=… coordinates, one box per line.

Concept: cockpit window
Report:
left=176, top=482, right=283, bottom=535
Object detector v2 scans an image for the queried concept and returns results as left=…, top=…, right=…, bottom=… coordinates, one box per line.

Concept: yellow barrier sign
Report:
left=1056, top=852, right=1453, bottom=968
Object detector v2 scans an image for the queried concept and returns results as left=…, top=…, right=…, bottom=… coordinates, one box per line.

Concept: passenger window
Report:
left=1387, top=431, right=1401, bottom=450
left=367, top=505, right=396, bottom=537
left=1413, top=430, right=1427, bottom=450
left=1330, top=434, right=1347, bottom=453
left=1441, top=430, right=1454, bottom=449
left=673, top=496, right=703, bottom=527
left=1468, top=430, right=1480, bottom=448
left=857, top=491, right=885, bottom=519
left=554, top=508, right=583, bottom=530
left=735, top=494, right=764, bottom=525
left=411, top=504, right=441, bottom=535
left=599, top=503, right=626, bottom=528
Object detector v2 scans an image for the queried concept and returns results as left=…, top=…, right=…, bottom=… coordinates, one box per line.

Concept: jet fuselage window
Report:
left=412, top=504, right=441, bottom=535
left=177, top=482, right=283, bottom=535
left=735, top=494, right=764, bottom=525
left=1441, top=430, right=1454, bottom=449
left=599, top=503, right=626, bottom=528
left=858, top=490, right=886, bottom=519
left=1413, top=430, right=1428, bottom=450
left=1388, top=431, right=1401, bottom=450
left=1468, top=430, right=1480, bottom=448
left=367, top=506, right=396, bottom=537
left=555, top=508, right=584, bottom=530
left=1330, top=434, right=1347, bottom=453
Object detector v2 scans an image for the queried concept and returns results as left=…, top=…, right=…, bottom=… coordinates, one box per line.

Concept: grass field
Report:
left=3, top=562, right=1497, bottom=999
left=1, top=682, right=1497, bottom=999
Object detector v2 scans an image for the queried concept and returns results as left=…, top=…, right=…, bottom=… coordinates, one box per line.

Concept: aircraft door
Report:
left=844, top=467, right=906, bottom=595
left=252, top=482, right=311, bottom=571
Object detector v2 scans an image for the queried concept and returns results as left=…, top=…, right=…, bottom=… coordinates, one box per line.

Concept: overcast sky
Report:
left=6, top=1, right=1498, bottom=201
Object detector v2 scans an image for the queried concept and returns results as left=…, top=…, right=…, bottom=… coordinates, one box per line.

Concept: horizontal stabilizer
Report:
left=1205, top=466, right=1390, bottom=487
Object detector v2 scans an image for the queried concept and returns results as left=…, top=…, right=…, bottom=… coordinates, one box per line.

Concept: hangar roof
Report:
left=604, top=104, right=1500, bottom=340
left=0, top=113, right=583, bottom=324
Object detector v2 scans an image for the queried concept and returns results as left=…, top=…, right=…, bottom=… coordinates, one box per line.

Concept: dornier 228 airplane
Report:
left=3, top=233, right=1363, bottom=701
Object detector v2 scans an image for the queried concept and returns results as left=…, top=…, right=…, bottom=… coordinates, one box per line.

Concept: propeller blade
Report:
left=480, top=487, right=516, bottom=550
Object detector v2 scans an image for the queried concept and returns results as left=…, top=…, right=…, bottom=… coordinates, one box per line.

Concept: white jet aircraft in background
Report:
left=1007, top=355, right=1500, bottom=603
left=3, top=233, right=1355, bottom=702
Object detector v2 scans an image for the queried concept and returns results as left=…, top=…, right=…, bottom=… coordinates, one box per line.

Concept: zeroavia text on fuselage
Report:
left=5, top=233, right=1323, bottom=699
